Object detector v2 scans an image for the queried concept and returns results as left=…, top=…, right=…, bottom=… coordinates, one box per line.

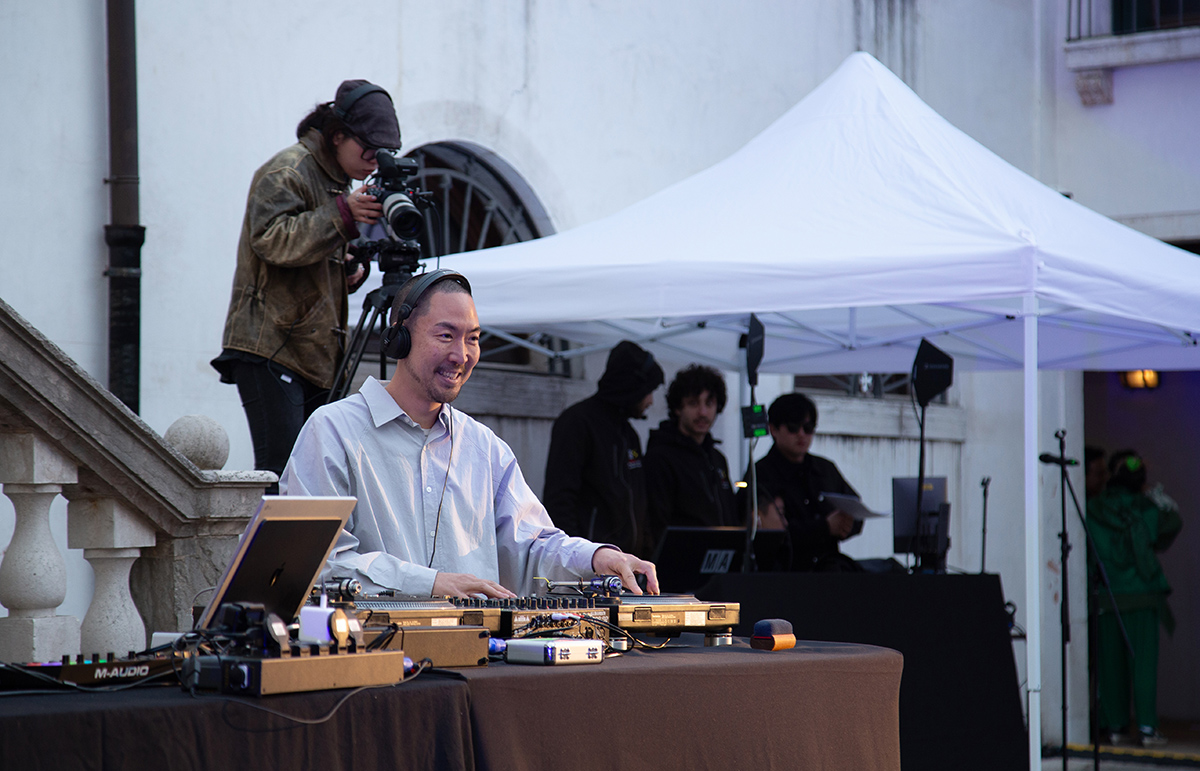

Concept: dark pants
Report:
left=1097, top=606, right=1160, bottom=733
left=230, top=358, right=328, bottom=493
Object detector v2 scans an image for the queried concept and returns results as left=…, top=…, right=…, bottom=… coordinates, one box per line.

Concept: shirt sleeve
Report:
left=279, top=408, right=439, bottom=597
left=495, top=440, right=599, bottom=595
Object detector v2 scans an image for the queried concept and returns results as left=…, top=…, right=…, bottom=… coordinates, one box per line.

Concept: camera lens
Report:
left=381, top=192, right=423, bottom=240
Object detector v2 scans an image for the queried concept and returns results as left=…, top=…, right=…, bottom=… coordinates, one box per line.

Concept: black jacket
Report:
left=644, top=420, right=738, bottom=549
left=747, top=447, right=862, bottom=571
left=543, top=394, right=649, bottom=556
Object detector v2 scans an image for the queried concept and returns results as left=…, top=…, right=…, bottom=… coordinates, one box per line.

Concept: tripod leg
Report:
left=330, top=282, right=403, bottom=403
left=331, top=303, right=387, bottom=402
left=330, top=303, right=376, bottom=402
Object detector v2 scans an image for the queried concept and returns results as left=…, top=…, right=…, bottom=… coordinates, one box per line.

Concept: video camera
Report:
left=366, top=152, right=427, bottom=240
left=350, top=151, right=436, bottom=282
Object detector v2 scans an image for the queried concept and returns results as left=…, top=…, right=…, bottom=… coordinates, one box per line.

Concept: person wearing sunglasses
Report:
left=744, top=392, right=863, bottom=572
left=212, top=79, right=401, bottom=491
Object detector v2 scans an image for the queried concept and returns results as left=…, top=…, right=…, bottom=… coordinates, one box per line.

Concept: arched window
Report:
left=407, top=141, right=553, bottom=255
left=405, top=141, right=558, bottom=369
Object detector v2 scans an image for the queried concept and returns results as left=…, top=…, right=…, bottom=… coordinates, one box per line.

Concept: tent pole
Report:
left=1024, top=294, right=1042, bottom=769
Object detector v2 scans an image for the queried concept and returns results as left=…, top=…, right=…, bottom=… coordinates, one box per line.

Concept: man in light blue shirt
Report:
left=281, top=269, right=659, bottom=598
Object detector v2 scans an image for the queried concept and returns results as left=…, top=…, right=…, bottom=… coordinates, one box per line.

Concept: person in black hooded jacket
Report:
left=544, top=340, right=664, bottom=557
left=644, top=364, right=738, bottom=551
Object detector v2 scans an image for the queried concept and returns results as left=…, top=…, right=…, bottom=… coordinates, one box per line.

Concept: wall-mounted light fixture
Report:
left=1120, top=370, right=1159, bottom=389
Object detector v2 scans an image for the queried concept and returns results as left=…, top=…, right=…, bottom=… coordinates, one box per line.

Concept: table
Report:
left=462, top=636, right=901, bottom=770
left=0, top=636, right=901, bottom=771
left=698, top=572, right=1027, bottom=771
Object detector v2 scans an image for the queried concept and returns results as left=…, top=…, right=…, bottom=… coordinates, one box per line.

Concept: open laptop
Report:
left=652, top=526, right=790, bottom=593
left=195, top=496, right=356, bottom=630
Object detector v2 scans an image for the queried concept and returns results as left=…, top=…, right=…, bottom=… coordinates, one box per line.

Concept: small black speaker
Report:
left=912, top=339, right=953, bottom=407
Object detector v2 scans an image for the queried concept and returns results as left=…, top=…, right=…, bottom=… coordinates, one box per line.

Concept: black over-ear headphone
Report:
left=332, top=82, right=391, bottom=121
left=380, top=269, right=472, bottom=359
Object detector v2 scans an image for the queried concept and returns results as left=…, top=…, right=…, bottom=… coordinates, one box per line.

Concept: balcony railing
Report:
left=1069, top=0, right=1200, bottom=41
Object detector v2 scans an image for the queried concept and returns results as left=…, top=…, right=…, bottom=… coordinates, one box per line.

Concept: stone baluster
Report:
left=0, top=434, right=80, bottom=663
left=67, top=497, right=156, bottom=655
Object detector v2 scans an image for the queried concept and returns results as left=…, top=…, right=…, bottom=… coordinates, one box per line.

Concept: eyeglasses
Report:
left=783, top=421, right=816, bottom=435
left=348, top=134, right=377, bottom=161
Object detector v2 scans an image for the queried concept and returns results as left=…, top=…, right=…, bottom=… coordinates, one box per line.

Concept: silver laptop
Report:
left=195, top=496, right=355, bottom=630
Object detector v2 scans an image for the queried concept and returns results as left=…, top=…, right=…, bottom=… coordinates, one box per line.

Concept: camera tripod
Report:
left=328, top=271, right=411, bottom=403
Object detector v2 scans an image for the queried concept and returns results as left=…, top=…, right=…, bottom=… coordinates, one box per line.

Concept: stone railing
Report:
left=0, top=297, right=272, bottom=662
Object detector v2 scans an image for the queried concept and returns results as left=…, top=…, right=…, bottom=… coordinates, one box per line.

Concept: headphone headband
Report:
left=382, top=269, right=472, bottom=359
left=395, top=269, right=472, bottom=323
left=333, top=83, right=390, bottom=121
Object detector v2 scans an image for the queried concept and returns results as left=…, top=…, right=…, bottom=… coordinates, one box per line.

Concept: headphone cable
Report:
left=427, top=405, right=455, bottom=568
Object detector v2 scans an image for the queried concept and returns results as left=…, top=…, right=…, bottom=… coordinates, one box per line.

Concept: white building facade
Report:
left=2, top=0, right=1198, bottom=749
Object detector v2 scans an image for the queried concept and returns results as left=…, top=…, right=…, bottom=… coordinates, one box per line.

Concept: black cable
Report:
left=427, top=405, right=454, bottom=568
left=504, top=609, right=670, bottom=651
left=363, top=622, right=399, bottom=651
left=569, top=613, right=670, bottom=651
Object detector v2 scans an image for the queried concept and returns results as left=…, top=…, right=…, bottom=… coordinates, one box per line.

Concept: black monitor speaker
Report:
left=912, top=339, right=953, bottom=407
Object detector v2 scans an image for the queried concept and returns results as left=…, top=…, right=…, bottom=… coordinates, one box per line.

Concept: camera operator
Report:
left=211, top=79, right=401, bottom=491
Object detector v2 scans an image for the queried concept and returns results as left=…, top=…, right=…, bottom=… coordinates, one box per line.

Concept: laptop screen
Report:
left=195, top=496, right=355, bottom=630
left=652, top=526, right=789, bottom=593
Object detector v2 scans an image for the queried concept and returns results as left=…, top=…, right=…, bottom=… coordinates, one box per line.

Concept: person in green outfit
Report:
left=1086, top=449, right=1183, bottom=747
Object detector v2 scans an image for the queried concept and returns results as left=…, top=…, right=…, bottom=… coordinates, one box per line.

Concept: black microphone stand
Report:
left=979, top=476, right=991, bottom=573
left=1051, top=429, right=1073, bottom=771
left=742, top=383, right=760, bottom=574
left=740, top=314, right=765, bottom=574
left=1045, top=429, right=1134, bottom=771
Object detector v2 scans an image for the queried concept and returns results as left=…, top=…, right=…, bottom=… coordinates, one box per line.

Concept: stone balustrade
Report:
left=0, top=297, right=273, bottom=663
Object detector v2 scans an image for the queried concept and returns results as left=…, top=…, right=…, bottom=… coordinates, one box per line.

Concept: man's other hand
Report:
left=592, top=546, right=659, bottom=595
left=432, top=572, right=517, bottom=599
left=758, top=495, right=788, bottom=530
left=827, top=509, right=855, bottom=539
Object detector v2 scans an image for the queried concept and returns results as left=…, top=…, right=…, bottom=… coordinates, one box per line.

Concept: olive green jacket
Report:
left=218, top=129, right=357, bottom=389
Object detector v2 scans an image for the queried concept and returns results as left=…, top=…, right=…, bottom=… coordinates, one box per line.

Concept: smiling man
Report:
left=643, top=364, right=738, bottom=550
left=280, top=269, right=658, bottom=598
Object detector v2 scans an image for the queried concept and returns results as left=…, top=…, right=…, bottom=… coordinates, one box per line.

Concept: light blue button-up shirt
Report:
left=280, top=377, right=600, bottom=596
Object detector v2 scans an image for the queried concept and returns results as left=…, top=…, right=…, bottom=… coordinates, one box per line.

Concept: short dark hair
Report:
left=666, top=364, right=727, bottom=418
left=767, top=392, right=818, bottom=428
left=1084, top=445, right=1106, bottom=467
left=389, top=273, right=472, bottom=327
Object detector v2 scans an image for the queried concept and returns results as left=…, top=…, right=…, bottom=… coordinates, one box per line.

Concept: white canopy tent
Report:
left=440, top=53, right=1200, bottom=764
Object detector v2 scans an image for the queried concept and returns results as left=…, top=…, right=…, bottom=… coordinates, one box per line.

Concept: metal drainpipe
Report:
left=105, top=0, right=144, bottom=414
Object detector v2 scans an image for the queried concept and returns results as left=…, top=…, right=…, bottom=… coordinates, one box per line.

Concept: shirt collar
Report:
left=360, top=377, right=452, bottom=434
